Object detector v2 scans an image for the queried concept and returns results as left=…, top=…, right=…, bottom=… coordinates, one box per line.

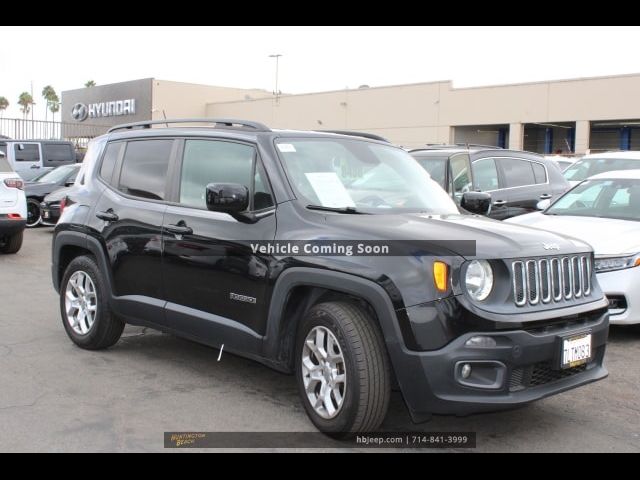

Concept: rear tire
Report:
left=0, top=231, right=23, bottom=254
left=295, top=301, right=391, bottom=437
left=26, top=198, right=42, bottom=228
left=60, top=255, right=125, bottom=350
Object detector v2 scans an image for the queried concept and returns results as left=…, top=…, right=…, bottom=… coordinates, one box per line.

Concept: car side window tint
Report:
left=118, top=139, right=173, bottom=200
left=532, top=162, right=547, bottom=184
left=450, top=153, right=472, bottom=199
left=472, top=158, right=499, bottom=191
left=501, top=158, right=535, bottom=188
left=179, top=139, right=259, bottom=210
left=99, top=142, right=121, bottom=185
left=14, top=143, right=40, bottom=162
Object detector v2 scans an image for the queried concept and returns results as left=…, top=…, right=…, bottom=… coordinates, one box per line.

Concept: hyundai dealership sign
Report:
left=71, top=99, right=136, bottom=122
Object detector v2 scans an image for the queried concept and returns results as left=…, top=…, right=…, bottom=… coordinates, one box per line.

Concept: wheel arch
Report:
left=263, top=268, right=408, bottom=374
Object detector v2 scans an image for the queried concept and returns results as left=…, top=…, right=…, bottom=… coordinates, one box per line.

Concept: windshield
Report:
left=33, top=165, right=78, bottom=184
left=547, top=178, right=640, bottom=221
left=564, top=157, right=640, bottom=182
left=414, top=156, right=448, bottom=190
left=276, top=138, right=458, bottom=214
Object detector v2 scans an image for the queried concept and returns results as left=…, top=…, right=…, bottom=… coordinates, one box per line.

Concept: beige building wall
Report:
left=206, top=73, right=640, bottom=152
left=152, top=80, right=271, bottom=120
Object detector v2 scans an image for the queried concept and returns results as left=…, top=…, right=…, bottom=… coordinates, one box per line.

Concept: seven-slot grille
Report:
left=512, top=256, right=592, bottom=307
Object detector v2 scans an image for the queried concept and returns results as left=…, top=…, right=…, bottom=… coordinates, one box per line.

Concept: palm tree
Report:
left=41, top=85, right=56, bottom=122
left=0, top=97, right=8, bottom=118
left=18, top=92, right=34, bottom=119
left=49, top=93, right=60, bottom=122
left=84, top=80, right=96, bottom=88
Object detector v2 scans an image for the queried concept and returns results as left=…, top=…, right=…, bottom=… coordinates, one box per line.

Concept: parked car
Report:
left=545, top=155, right=577, bottom=172
left=40, top=186, right=73, bottom=226
left=410, top=146, right=569, bottom=220
left=52, top=119, right=609, bottom=435
left=24, top=164, right=81, bottom=227
left=0, top=140, right=77, bottom=181
left=507, top=169, right=640, bottom=325
left=563, top=151, right=640, bottom=187
left=0, top=151, right=27, bottom=254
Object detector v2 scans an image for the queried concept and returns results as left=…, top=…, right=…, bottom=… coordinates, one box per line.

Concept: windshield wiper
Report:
left=306, top=205, right=368, bottom=214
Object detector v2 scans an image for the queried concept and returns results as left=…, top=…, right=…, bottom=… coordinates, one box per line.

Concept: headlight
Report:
left=465, top=260, right=494, bottom=301
left=594, top=254, right=640, bottom=273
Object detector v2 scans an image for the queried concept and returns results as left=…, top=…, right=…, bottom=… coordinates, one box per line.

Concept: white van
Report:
left=0, top=140, right=77, bottom=181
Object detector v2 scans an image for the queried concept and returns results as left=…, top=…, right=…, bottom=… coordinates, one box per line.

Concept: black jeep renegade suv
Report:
left=51, top=119, right=609, bottom=435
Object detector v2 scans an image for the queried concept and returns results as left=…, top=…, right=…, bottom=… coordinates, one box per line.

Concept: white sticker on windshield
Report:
left=305, top=172, right=356, bottom=208
left=277, top=143, right=297, bottom=153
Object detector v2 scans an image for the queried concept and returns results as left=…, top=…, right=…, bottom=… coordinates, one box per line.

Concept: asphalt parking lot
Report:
left=1, top=228, right=639, bottom=452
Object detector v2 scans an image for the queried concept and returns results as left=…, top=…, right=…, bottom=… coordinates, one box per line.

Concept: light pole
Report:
left=269, top=54, right=282, bottom=98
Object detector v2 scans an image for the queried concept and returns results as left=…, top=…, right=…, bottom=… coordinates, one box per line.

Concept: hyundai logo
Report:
left=71, top=103, right=88, bottom=122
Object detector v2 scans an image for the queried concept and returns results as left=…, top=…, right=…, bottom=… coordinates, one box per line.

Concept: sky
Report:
left=1, top=25, right=640, bottom=119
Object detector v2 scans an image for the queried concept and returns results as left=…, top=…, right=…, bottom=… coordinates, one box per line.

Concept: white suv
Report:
left=0, top=151, right=27, bottom=253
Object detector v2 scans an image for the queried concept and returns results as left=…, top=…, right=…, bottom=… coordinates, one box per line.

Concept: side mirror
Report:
left=537, top=199, right=551, bottom=210
left=461, top=191, right=492, bottom=215
left=65, top=181, right=76, bottom=187
left=206, top=183, right=249, bottom=213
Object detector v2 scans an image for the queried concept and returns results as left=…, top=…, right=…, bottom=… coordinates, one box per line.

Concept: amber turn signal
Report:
left=433, top=261, right=449, bottom=292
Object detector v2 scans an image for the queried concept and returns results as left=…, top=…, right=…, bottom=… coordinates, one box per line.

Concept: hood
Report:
left=507, top=212, right=640, bottom=255
left=325, top=212, right=591, bottom=259
left=44, top=186, right=72, bottom=203
left=25, top=181, right=58, bottom=197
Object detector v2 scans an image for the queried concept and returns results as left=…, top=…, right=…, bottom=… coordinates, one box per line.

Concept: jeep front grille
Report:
left=512, top=256, right=591, bottom=307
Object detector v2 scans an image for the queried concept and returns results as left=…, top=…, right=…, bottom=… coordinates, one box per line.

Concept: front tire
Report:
left=26, top=198, right=42, bottom=228
left=60, top=255, right=124, bottom=350
left=296, top=301, right=391, bottom=436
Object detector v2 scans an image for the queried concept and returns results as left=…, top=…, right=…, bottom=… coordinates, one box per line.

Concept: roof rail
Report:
left=316, top=130, right=390, bottom=143
left=107, top=118, right=271, bottom=134
left=409, top=143, right=504, bottom=152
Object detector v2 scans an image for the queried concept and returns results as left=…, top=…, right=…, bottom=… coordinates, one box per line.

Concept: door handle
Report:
left=96, top=210, right=119, bottom=222
left=30, top=165, right=40, bottom=169
left=165, top=223, right=193, bottom=236
left=493, top=200, right=507, bottom=206
left=539, top=194, right=552, bottom=199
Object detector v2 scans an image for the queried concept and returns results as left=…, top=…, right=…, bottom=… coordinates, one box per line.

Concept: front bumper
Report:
left=395, top=306, right=608, bottom=418
left=40, top=203, right=61, bottom=226
left=597, top=267, right=640, bottom=325
left=0, top=217, right=27, bottom=237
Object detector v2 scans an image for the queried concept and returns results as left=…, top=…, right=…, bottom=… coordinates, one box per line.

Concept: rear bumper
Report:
left=395, top=306, right=609, bottom=418
left=0, top=218, right=26, bottom=236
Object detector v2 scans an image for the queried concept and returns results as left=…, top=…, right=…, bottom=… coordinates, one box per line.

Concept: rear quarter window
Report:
left=43, top=143, right=74, bottom=164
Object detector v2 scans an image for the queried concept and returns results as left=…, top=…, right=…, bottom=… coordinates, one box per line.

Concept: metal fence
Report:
left=0, top=117, right=104, bottom=147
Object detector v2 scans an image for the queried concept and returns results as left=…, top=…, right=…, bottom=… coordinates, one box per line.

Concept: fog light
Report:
left=461, top=364, right=472, bottom=379
left=465, top=336, right=497, bottom=348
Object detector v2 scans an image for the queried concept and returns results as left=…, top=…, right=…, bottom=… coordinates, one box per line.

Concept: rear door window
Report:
left=500, top=158, right=536, bottom=188
left=43, top=143, right=74, bottom=166
left=118, top=139, right=173, bottom=200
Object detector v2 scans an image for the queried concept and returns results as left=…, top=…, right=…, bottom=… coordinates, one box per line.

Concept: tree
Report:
left=0, top=97, right=8, bottom=118
left=84, top=80, right=96, bottom=88
left=41, top=85, right=57, bottom=121
left=49, top=93, right=60, bottom=123
left=17, top=92, right=34, bottom=119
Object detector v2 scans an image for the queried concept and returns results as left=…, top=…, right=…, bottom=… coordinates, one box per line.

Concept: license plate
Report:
left=43, top=211, right=49, bottom=219
left=561, top=333, right=592, bottom=368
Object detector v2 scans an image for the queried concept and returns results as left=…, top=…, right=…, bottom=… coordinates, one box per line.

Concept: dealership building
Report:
left=61, top=73, right=640, bottom=154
